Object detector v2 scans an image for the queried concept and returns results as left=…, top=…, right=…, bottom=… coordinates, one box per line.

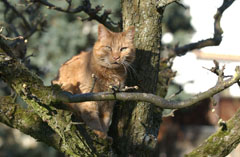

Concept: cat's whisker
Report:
left=128, top=63, right=137, bottom=78
left=123, top=61, right=135, bottom=73
left=122, top=61, right=137, bottom=79
left=120, top=62, right=128, bottom=72
left=122, top=62, right=132, bottom=79
left=122, top=63, right=128, bottom=75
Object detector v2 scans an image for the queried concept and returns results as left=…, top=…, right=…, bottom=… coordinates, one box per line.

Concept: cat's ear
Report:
left=98, top=24, right=111, bottom=40
left=124, top=26, right=135, bottom=41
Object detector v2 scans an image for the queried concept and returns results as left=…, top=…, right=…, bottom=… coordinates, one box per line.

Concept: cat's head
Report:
left=93, top=24, right=135, bottom=69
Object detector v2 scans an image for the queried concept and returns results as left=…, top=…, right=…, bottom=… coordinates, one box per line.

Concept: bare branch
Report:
left=0, top=27, right=24, bottom=41
left=186, top=107, right=240, bottom=156
left=156, top=0, right=181, bottom=8
left=2, top=0, right=32, bottom=29
left=203, top=60, right=228, bottom=83
left=33, top=0, right=119, bottom=31
left=165, top=85, right=183, bottom=99
left=171, top=0, right=235, bottom=56
left=90, top=74, right=97, bottom=93
left=34, top=0, right=84, bottom=13
left=54, top=66, right=240, bottom=109
left=1, top=0, right=47, bottom=59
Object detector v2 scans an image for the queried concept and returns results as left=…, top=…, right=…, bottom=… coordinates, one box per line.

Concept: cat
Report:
left=52, top=24, right=135, bottom=139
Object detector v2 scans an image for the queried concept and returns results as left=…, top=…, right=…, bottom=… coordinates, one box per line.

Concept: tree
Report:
left=0, top=0, right=239, bottom=156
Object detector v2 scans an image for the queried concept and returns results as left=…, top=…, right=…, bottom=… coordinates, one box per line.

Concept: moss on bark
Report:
left=0, top=96, right=61, bottom=149
left=0, top=38, right=112, bottom=156
left=186, top=108, right=240, bottom=157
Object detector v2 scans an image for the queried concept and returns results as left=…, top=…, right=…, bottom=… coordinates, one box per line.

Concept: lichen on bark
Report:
left=186, top=108, right=240, bottom=157
left=0, top=38, right=112, bottom=156
left=0, top=96, right=61, bottom=149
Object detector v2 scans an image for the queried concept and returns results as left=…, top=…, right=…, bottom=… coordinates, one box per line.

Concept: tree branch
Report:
left=186, top=107, right=240, bottom=156
left=0, top=96, right=61, bottom=149
left=1, top=29, right=239, bottom=112
left=171, top=0, right=235, bottom=56
left=0, top=37, right=112, bottom=157
left=156, top=0, right=181, bottom=8
left=33, top=0, right=119, bottom=31
left=54, top=66, right=240, bottom=109
left=0, top=0, right=47, bottom=60
left=2, top=0, right=32, bottom=29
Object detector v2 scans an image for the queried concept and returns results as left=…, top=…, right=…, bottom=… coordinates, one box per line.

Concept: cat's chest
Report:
left=77, top=74, right=124, bottom=93
left=89, top=73, right=124, bottom=92
left=89, top=67, right=126, bottom=92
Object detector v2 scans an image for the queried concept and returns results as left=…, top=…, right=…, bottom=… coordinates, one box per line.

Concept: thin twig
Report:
left=65, top=0, right=72, bottom=11
left=170, top=0, right=235, bottom=57
left=33, top=0, right=119, bottom=31
left=2, top=0, right=31, bottom=29
left=156, top=0, right=181, bottom=8
left=165, top=85, right=183, bottom=99
left=203, top=60, right=232, bottom=83
left=0, top=27, right=24, bottom=41
left=0, top=35, right=23, bottom=41
left=89, top=74, right=97, bottom=93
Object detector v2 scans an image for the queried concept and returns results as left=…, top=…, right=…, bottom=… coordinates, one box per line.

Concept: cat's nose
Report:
left=113, top=56, right=120, bottom=60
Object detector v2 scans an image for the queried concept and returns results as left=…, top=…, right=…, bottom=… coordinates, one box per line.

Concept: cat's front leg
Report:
left=99, top=101, right=115, bottom=133
left=73, top=102, right=106, bottom=137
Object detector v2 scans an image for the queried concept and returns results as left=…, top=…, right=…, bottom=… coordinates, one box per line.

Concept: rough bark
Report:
left=0, top=96, right=61, bottom=149
left=186, top=108, right=240, bottom=157
left=109, top=0, right=168, bottom=156
left=0, top=41, right=112, bottom=156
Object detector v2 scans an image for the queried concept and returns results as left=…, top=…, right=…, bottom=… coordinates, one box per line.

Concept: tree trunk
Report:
left=109, top=0, right=169, bottom=156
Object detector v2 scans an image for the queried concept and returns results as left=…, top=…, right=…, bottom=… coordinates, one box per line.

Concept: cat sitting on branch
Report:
left=52, top=24, right=135, bottom=140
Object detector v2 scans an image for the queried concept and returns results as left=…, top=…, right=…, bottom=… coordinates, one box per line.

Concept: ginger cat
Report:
left=52, top=24, right=135, bottom=139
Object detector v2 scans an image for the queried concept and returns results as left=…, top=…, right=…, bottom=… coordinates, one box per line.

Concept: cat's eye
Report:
left=120, top=47, right=128, bottom=52
left=104, top=46, right=112, bottom=51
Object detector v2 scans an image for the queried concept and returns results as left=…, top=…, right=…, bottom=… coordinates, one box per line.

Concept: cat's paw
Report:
left=93, top=130, right=107, bottom=138
left=93, top=130, right=113, bottom=143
